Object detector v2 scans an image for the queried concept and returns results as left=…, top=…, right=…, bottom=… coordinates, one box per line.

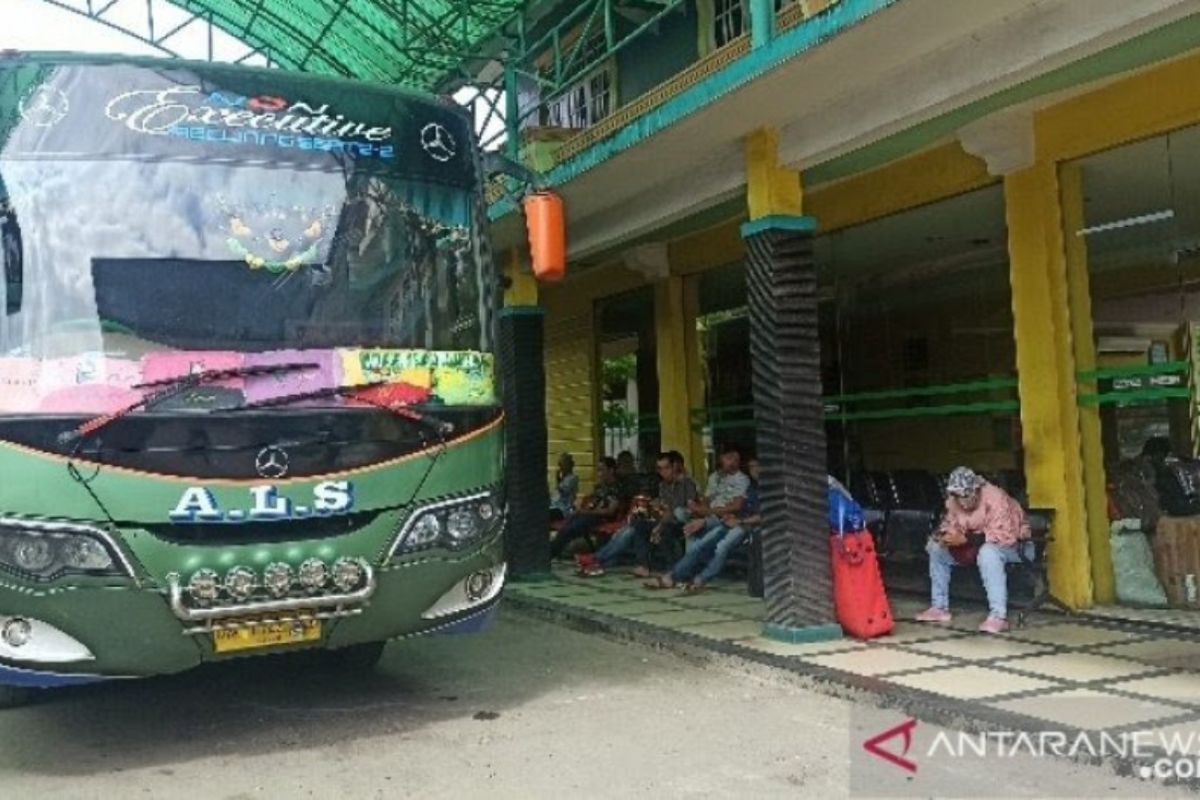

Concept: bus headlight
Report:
left=391, top=490, right=503, bottom=557
left=408, top=514, right=442, bottom=549
left=446, top=509, right=479, bottom=543
left=0, top=519, right=127, bottom=581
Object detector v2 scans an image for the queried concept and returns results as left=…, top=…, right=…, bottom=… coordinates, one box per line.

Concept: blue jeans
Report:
left=550, top=512, right=603, bottom=559
left=595, top=519, right=648, bottom=566
left=927, top=539, right=1034, bottom=620
left=671, top=523, right=748, bottom=584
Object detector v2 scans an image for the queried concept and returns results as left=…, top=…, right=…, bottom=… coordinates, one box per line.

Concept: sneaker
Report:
left=979, top=616, right=1009, bottom=634
left=915, top=607, right=952, bottom=623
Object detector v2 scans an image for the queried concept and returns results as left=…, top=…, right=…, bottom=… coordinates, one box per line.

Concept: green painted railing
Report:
left=681, top=361, right=1195, bottom=430
left=689, top=376, right=1020, bottom=431
left=1075, top=361, right=1189, bottom=409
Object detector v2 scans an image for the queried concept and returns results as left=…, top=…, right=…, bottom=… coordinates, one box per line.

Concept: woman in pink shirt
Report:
left=915, top=467, right=1032, bottom=634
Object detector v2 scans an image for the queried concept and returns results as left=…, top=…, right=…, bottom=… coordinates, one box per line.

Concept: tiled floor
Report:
left=510, top=565, right=1200, bottom=741
left=1089, top=604, right=1200, bottom=632
left=990, top=688, right=1188, bottom=731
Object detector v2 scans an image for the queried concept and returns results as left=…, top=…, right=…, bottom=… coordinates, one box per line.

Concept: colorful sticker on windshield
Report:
left=339, top=349, right=495, bottom=405
left=243, top=349, right=338, bottom=404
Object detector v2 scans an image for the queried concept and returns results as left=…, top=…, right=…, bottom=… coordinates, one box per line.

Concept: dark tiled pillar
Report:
left=741, top=215, right=840, bottom=642
left=496, top=306, right=551, bottom=579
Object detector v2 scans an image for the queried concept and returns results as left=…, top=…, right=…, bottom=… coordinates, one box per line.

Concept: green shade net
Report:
left=172, top=0, right=523, bottom=88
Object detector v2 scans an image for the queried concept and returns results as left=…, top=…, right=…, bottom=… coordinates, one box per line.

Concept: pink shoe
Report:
left=915, top=607, right=952, bottom=623
left=979, top=616, right=1009, bottom=634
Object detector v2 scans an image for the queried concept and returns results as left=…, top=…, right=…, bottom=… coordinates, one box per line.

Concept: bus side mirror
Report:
left=523, top=191, right=565, bottom=283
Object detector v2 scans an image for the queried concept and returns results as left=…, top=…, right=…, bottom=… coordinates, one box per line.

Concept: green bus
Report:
left=0, top=53, right=539, bottom=706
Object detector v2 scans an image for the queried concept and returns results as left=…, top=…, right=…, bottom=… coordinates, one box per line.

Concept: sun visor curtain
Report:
left=398, top=181, right=472, bottom=229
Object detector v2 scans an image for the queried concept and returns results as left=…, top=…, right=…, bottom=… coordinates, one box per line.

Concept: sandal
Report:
left=643, top=575, right=675, bottom=590
left=683, top=581, right=707, bottom=594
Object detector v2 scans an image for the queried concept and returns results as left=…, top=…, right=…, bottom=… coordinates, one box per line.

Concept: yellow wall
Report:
left=544, top=309, right=600, bottom=489
left=541, top=266, right=645, bottom=491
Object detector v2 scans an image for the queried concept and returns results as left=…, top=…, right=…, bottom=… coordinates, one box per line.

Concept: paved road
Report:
left=0, top=609, right=1187, bottom=799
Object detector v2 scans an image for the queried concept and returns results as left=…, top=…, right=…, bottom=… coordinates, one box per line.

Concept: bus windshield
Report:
left=0, top=59, right=495, bottom=415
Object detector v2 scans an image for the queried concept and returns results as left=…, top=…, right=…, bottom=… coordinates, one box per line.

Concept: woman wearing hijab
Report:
left=916, top=467, right=1031, bottom=634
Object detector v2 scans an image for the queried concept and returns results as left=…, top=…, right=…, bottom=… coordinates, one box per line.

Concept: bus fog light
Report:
left=188, top=569, right=220, bottom=605
left=421, top=564, right=506, bottom=620
left=224, top=566, right=257, bottom=601
left=2, top=617, right=31, bottom=648
left=331, top=558, right=364, bottom=592
left=298, top=559, right=327, bottom=592
left=465, top=571, right=493, bottom=602
left=263, top=563, right=293, bottom=597
left=0, top=615, right=93, bottom=663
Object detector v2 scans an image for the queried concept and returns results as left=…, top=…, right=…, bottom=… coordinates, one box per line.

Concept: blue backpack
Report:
left=828, top=485, right=865, bottom=534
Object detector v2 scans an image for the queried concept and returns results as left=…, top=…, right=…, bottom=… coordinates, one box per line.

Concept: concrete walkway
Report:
left=2, top=612, right=1190, bottom=799
left=509, top=565, right=1200, bottom=787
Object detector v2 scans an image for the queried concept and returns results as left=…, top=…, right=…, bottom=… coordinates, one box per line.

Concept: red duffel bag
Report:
left=830, top=529, right=895, bottom=639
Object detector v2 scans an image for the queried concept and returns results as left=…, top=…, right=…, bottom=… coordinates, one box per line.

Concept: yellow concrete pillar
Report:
left=1005, top=160, right=1094, bottom=610
left=503, top=248, right=539, bottom=307
left=656, top=276, right=704, bottom=469
left=1061, top=163, right=1115, bottom=604
left=745, top=128, right=803, bottom=220
left=681, top=277, right=709, bottom=477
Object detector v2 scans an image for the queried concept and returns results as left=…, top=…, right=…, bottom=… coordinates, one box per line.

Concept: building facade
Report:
left=478, top=0, right=1200, bottom=615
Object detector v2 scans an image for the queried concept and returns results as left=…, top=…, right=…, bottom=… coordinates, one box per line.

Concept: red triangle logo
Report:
left=863, top=718, right=919, bottom=773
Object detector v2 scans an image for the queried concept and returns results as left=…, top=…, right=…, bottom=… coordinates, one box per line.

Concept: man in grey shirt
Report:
left=684, top=445, right=750, bottom=538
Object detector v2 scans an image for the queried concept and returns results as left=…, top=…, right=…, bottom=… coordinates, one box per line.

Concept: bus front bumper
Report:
left=0, top=540, right=505, bottom=688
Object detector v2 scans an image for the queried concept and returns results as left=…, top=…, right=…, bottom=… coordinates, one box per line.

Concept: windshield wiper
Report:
left=59, top=361, right=320, bottom=446
left=232, top=383, right=455, bottom=439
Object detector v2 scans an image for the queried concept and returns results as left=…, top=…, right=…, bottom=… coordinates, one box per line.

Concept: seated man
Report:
left=682, top=444, right=750, bottom=540
left=549, top=457, right=626, bottom=559
left=650, top=457, right=761, bottom=591
left=578, top=451, right=698, bottom=578
left=915, top=467, right=1032, bottom=634
left=549, top=452, right=579, bottom=523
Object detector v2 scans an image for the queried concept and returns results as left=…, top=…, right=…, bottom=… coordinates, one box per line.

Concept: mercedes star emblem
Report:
left=255, top=445, right=290, bottom=479
left=420, top=122, right=457, bottom=162
left=18, top=87, right=69, bottom=128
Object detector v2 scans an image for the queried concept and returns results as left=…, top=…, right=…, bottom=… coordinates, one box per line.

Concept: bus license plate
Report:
left=213, top=619, right=321, bottom=653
